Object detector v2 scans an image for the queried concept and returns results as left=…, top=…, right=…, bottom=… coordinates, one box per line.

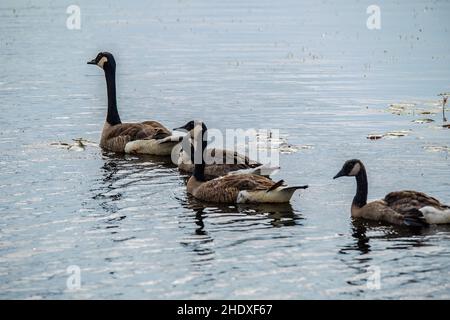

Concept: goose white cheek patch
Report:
left=349, top=163, right=361, bottom=176
left=97, top=56, right=108, bottom=68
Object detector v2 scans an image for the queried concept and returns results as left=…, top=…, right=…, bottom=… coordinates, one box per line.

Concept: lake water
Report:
left=1, top=0, right=450, bottom=299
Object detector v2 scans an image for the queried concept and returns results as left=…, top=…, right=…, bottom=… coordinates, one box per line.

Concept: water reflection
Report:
left=341, top=219, right=429, bottom=256
left=181, top=194, right=302, bottom=229
left=91, top=152, right=177, bottom=214
left=86, top=152, right=181, bottom=248
left=193, top=208, right=208, bottom=236
left=334, top=218, right=450, bottom=297
left=176, top=195, right=303, bottom=297
left=347, top=221, right=371, bottom=255
left=3, top=0, right=450, bottom=299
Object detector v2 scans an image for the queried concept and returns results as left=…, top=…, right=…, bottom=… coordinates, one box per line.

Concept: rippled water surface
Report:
left=1, top=0, right=450, bottom=299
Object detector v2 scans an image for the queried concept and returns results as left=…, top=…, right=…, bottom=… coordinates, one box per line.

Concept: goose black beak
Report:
left=87, top=59, right=96, bottom=65
left=173, top=126, right=186, bottom=132
left=333, top=169, right=345, bottom=179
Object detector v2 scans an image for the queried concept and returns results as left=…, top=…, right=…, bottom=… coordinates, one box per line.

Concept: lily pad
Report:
left=412, top=118, right=434, bottom=124
left=367, top=130, right=410, bottom=140
left=298, top=144, right=314, bottom=150
left=388, top=103, right=416, bottom=115
left=385, top=130, right=409, bottom=137
left=418, top=111, right=435, bottom=115
left=387, top=101, right=443, bottom=116
left=279, top=143, right=300, bottom=154
left=50, top=138, right=97, bottom=151
left=423, top=145, right=450, bottom=153
left=367, top=134, right=383, bottom=140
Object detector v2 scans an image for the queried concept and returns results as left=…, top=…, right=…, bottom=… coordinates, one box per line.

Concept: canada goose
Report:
left=333, top=159, right=450, bottom=226
left=87, top=52, right=181, bottom=155
left=174, top=120, right=308, bottom=203
left=172, top=121, right=279, bottom=179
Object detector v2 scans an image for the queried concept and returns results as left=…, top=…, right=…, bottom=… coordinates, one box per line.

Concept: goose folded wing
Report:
left=216, top=174, right=275, bottom=191
left=103, top=134, right=132, bottom=152
left=105, top=124, right=140, bottom=139
left=106, top=123, right=171, bottom=141
left=141, top=121, right=171, bottom=138
left=384, top=190, right=447, bottom=214
left=194, top=174, right=276, bottom=203
left=137, top=126, right=171, bottom=140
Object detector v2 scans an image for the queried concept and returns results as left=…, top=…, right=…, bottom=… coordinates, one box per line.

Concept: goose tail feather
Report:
left=280, top=185, right=309, bottom=192
left=267, top=180, right=284, bottom=192
left=403, top=208, right=428, bottom=227
left=419, top=206, right=450, bottom=224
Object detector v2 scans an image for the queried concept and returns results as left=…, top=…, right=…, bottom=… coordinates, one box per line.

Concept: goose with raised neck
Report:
left=87, top=51, right=181, bottom=155
left=334, top=159, right=450, bottom=226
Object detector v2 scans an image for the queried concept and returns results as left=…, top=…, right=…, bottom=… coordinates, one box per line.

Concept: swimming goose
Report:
left=87, top=52, right=181, bottom=155
left=333, top=159, right=450, bottom=226
left=174, top=120, right=308, bottom=203
left=173, top=120, right=279, bottom=179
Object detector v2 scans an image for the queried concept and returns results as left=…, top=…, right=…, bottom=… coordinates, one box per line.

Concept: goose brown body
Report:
left=188, top=173, right=278, bottom=203
left=100, top=121, right=172, bottom=153
left=334, top=159, right=450, bottom=226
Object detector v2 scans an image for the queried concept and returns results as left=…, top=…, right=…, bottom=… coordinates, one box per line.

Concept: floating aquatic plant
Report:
left=279, top=143, right=313, bottom=154
left=50, top=138, right=97, bottom=151
left=387, top=103, right=416, bottom=115
left=253, top=130, right=309, bottom=154
left=385, top=130, right=410, bottom=138
left=367, top=130, right=410, bottom=140
left=412, top=118, right=434, bottom=124
left=423, top=145, right=450, bottom=153
left=387, top=101, right=441, bottom=116
left=367, top=134, right=383, bottom=140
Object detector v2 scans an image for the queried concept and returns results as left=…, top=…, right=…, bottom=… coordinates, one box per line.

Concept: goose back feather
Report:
left=189, top=174, right=307, bottom=204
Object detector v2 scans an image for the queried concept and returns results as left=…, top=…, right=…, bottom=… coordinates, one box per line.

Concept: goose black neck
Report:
left=353, top=164, right=368, bottom=208
left=104, top=66, right=121, bottom=126
left=192, top=129, right=207, bottom=182
left=193, top=163, right=206, bottom=181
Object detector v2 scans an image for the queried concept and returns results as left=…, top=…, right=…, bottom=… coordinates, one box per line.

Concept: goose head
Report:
left=333, top=159, right=363, bottom=179
left=87, top=52, right=116, bottom=71
left=173, top=120, right=208, bottom=139
left=174, top=120, right=208, bottom=164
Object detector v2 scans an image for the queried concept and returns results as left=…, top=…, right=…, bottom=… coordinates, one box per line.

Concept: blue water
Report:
left=1, top=0, right=449, bottom=299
